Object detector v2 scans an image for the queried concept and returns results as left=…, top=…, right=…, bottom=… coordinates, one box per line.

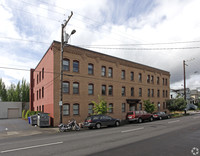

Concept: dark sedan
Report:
left=84, top=115, right=120, bottom=129
left=153, top=112, right=171, bottom=120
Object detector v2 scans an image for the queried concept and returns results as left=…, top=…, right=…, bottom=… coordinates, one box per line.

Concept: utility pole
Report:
left=60, top=11, right=73, bottom=124
left=183, top=60, right=186, bottom=101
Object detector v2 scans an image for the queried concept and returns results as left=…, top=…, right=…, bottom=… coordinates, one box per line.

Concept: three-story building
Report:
left=30, top=41, right=170, bottom=126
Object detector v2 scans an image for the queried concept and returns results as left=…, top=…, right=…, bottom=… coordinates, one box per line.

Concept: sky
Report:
left=0, top=0, right=200, bottom=90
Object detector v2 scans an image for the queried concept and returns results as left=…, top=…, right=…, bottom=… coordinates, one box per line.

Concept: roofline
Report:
left=34, top=40, right=170, bottom=75
left=53, top=41, right=170, bottom=75
left=34, top=40, right=55, bottom=70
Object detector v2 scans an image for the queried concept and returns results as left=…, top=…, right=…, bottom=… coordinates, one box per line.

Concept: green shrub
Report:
left=25, top=110, right=41, bottom=119
left=22, top=110, right=26, bottom=119
left=25, top=110, right=30, bottom=119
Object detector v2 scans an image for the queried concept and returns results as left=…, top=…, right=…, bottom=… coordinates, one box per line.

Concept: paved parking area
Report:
left=0, top=118, right=36, bottom=132
left=0, top=119, right=58, bottom=138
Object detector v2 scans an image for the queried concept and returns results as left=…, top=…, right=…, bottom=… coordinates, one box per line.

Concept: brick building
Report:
left=30, top=41, right=170, bottom=126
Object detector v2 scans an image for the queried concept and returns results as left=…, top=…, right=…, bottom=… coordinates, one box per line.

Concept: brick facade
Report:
left=30, top=41, right=170, bottom=126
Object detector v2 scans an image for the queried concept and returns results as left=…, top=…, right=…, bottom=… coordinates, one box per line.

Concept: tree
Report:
left=92, top=96, right=108, bottom=115
left=144, top=99, right=155, bottom=114
left=166, top=98, right=187, bottom=112
left=21, top=79, right=29, bottom=102
left=0, top=78, right=7, bottom=101
left=0, top=78, right=29, bottom=102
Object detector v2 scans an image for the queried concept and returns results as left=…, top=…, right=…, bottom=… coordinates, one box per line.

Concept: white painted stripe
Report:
left=168, top=120, right=180, bottom=124
left=121, top=127, right=144, bottom=133
left=0, top=142, right=63, bottom=153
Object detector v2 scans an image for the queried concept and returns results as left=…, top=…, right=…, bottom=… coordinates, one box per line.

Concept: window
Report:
left=88, top=103, right=94, bottom=115
left=157, top=90, right=160, bottom=97
left=157, top=77, right=160, bottom=85
left=163, top=102, right=166, bottom=109
left=151, top=76, right=154, bottom=84
left=147, top=75, right=150, bottom=83
left=108, top=67, right=113, bottom=78
left=131, top=72, right=134, bottom=81
left=39, top=71, right=41, bottom=82
left=42, top=68, right=44, bottom=79
left=139, top=73, right=142, bottom=82
left=73, top=61, right=79, bottom=72
left=63, top=104, right=70, bottom=115
left=121, top=70, right=125, bottom=79
left=63, top=82, right=69, bottom=93
left=39, top=89, right=41, bottom=99
left=139, top=103, right=142, bottom=110
left=63, top=59, right=70, bottom=71
left=42, top=87, right=44, bottom=98
left=42, top=105, right=44, bottom=113
left=131, top=87, right=134, bottom=96
left=139, top=88, right=142, bottom=97
left=148, top=89, right=150, bottom=97
left=165, top=79, right=168, bottom=86
left=101, top=66, right=106, bottom=77
left=73, top=82, right=79, bottom=94
left=108, top=85, right=113, bottom=96
left=37, top=74, right=38, bottom=84
left=122, top=103, right=126, bottom=112
left=73, top=104, right=79, bottom=115
left=102, top=85, right=106, bottom=95
left=151, top=89, right=154, bottom=97
left=88, top=64, right=93, bottom=75
left=166, top=90, right=168, bottom=98
left=122, top=87, right=126, bottom=96
left=108, top=103, right=113, bottom=113
left=163, top=90, right=165, bottom=97
left=88, top=84, right=94, bottom=95
left=162, top=78, right=165, bottom=85
left=37, top=90, right=38, bottom=100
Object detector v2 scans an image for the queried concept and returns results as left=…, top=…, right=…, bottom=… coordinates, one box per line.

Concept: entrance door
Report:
left=129, top=104, right=137, bottom=111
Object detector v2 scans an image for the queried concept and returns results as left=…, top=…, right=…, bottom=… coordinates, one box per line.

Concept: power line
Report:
left=80, top=46, right=200, bottom=50
left=31, top=0, right=147, bottom=44
left=0, top=36, right=50, bottom=44
left=0, top=4, right=61, bottom=23
left=1, top=36, right=200, bottom=48
left=78, top=40, right=200, bottom=46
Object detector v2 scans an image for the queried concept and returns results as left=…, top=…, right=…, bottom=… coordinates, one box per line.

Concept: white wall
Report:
left=0, top=102, right=22, bottom=119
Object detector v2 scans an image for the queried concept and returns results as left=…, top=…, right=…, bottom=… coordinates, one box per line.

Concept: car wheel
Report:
left=159, top=116, right=162, bottom=120
left=115, top=121, right=120, bottom=127
left=95, top=123, right=101, bottom=129
left=149, top=117, right=153, bottom=122
left=167, top=116, right=170, bottom=119
left=138, top=118, right=143, bottom=123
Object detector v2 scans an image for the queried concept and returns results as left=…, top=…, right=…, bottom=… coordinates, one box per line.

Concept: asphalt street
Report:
left=0, top=114, right=200, bottom=156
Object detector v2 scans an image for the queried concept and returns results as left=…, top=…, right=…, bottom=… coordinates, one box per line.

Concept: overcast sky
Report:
left=0, top=0, right=200, bottom=90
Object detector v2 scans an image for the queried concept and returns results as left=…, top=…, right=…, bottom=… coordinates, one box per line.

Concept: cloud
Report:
left=0, top=0, right=200, bottom=90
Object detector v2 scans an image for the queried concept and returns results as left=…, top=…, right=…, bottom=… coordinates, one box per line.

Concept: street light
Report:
left=59, top=13, right=76, bottom=124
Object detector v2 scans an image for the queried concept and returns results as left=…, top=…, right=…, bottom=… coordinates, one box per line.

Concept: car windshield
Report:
left=85, top=117, right=91, bottom=121
left=127, top=112, right=133, bottom=115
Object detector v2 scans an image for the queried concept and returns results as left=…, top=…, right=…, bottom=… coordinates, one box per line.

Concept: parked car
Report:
left=84, top=115, right=120, bottom=129
left=153, top=112, right=171, bottom=120
left=126, top=111, right=153, bottom=123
